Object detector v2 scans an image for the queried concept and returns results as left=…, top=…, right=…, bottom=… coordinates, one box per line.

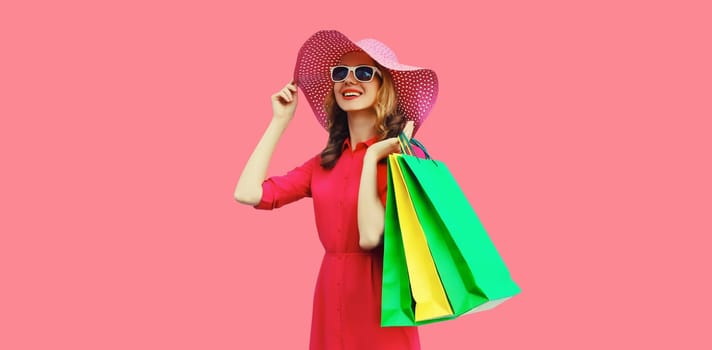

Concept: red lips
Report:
left=340, top=88, right=362, bottom=100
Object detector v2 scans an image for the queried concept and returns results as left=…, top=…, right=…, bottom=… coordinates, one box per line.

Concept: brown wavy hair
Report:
left=320, top=65, right=406, bottom=169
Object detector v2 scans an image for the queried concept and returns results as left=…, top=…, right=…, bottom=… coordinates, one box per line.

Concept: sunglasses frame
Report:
left=330, top=65, right=383, bottom=83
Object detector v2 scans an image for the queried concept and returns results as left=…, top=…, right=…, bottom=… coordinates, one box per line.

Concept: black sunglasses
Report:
left=330, top=65, right=382, bottom=83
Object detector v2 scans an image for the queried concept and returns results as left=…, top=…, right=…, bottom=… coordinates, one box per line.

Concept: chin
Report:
left=337, top=101, right=374, bottom=112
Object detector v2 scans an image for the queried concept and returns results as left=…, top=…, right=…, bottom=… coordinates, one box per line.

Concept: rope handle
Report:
left=398, top=132, right=432, bottom=159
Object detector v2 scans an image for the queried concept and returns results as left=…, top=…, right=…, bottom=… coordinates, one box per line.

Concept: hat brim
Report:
left=293, top=30, right=438, bottom=135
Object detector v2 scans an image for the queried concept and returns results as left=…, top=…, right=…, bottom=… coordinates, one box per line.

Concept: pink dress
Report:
left=255, top=137, right=420, bottom=350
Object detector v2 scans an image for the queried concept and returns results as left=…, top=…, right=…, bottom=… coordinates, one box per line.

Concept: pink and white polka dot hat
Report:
left=293, top=30, right=438, bottom=135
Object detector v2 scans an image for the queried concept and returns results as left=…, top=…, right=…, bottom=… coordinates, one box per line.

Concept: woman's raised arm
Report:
left=234, top=82, right=298, bottom=205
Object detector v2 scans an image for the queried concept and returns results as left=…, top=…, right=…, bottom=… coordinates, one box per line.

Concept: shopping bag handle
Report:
left=398, top=132, right=432, bottom=159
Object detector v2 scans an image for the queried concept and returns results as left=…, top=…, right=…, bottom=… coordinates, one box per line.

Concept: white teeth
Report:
left=343, top=92, right=361, bottom=97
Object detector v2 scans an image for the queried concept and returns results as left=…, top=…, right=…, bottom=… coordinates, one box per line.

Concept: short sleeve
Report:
left=254, top=155, right=320, bottom=210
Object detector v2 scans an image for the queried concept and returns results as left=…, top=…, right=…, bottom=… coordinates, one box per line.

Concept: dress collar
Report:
left=342, top=136, right=380, bottom=151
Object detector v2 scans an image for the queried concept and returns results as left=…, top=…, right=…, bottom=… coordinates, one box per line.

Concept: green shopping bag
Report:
left=381, top=135, right=520, bottom=327
left=397, top=138, right=521, bottom=316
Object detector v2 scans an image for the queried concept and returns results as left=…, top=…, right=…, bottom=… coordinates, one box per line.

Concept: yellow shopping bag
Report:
left=389, top=154, right=453, bottom=322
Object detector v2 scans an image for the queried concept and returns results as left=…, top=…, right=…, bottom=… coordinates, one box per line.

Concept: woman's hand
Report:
left=234, top=82, right=299, bottom=205
left=364, top=121, right=414, bottom=162
left=271, top=82, right=298, bottom=121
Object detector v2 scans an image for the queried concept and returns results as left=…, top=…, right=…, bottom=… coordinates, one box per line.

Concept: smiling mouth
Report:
left=342, top=91, right=362, bottom=98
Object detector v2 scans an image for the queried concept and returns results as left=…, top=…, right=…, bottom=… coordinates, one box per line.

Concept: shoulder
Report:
left=299, top=153, right=322, bottom=167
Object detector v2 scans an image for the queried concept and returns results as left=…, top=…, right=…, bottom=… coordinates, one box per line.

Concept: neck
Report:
left=347, top=110, right=378, bottom=148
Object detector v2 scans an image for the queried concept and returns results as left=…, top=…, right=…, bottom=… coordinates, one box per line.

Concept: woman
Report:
left=234, top=30, right=438, bottom=350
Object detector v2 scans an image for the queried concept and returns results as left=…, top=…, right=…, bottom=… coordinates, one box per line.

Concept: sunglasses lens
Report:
left=331, top=66, right=349, bottom=81
left=354, top=67, right=374, bottom=81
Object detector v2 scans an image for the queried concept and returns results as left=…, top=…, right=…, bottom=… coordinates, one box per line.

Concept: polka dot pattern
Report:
left=293, top=30, right=439, bottom=135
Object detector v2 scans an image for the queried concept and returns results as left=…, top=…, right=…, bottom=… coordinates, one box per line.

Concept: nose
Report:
left=343, top=70, right=358, bottom=84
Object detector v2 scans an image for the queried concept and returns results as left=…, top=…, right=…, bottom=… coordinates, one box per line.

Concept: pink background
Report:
left=2, top=0, right=711, bottom=349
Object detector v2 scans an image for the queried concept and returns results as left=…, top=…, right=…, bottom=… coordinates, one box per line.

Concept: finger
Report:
left=285, top=89, right=295, bottom=102
left=287, top=87, right=297, bottom=101
left=280, top=91, right=291, bottom=103
left=386, top=137, right=400, bottom=154
left=287, top=83, right=298, bottom=92
left=403, top=121, right=415, bottom=139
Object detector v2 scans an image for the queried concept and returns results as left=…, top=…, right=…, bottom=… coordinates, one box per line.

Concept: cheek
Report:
left=367, top=82, right=381, bottom=100
left=332, top=86, right=343, bottom=102
left=365, top=89, right=379, bottom=104
left=334, top=94, right=350, bottom=110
